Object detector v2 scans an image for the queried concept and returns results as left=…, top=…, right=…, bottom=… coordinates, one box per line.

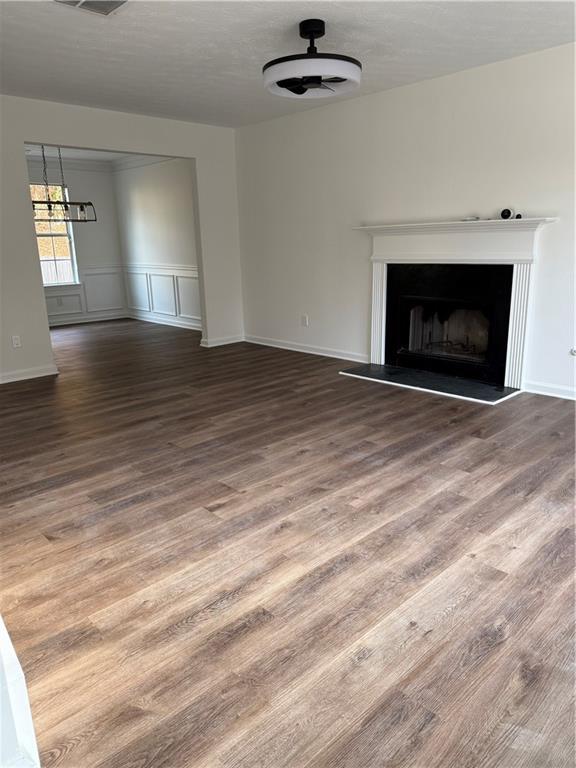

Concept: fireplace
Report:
left=385, top=264, right=513, bottom=385
left=341, top=218, right=556, bottom=402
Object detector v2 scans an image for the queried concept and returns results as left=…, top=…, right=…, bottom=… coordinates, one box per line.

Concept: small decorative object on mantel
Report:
left=462, top=216, right=480, bottom=221
left=500, top=208, right=515, bottom=219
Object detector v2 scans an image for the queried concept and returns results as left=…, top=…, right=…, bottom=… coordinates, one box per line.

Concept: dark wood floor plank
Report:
left=0, top=319, right=572, bottom=768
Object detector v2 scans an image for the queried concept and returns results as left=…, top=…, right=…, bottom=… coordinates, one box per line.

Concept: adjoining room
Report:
left=25, top=144, right=202, bottom=336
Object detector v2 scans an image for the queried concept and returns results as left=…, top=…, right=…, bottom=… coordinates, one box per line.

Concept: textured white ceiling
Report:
left=1, top=1, right=574, bottom=127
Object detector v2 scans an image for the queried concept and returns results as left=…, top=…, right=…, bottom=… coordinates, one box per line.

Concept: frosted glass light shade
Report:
left=263, top=55, right=362, bottom=98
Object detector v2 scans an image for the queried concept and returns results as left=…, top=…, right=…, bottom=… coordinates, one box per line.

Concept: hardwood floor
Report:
left=0, top=319, right=574, bottom=768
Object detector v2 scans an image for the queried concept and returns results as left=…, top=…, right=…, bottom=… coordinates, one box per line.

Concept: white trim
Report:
left=124, top=271, right=151, bottom=312
left=43, top=282, right=84, bottom=291
left=0, top=364, right=58, bottom=384
left=49, top=311, right=127, bottom=327
left=149, top=273, right=177, bottom=317
left=175, top=275, right=201, bottom=321
left=359, top=216, right=558, bottom=393
left=112, top=156, right=178, bottom=172
left=27, top=156, right=113, bottom=173
left=123, top=264, right=198, bottom=276
left=245, top=335, right=369, bottom=363
left=339, top=371, right=522, bottom=406
left=523, top=380, right=576, bottom=401
left=505, top=263, right=531, bottom=388
left=201, top=335, right=246, bottom=348
left=128, top=310, right=201, bottom=331
left=371, top=253, right=536, bottom=265
left=355, top=218, right=557, bottom=236
left=370, top=262, right=387, bottom=365
left=44, top=265, right=127, bottom=322
left=122, top=265, right=201, bottom=331
left=360, top=218, right=557, bottom=266
left=0, top=616, right=40, bottom=768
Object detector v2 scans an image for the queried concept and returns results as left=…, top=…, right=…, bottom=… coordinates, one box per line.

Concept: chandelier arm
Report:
left=57, top=147, right=69, bottom=210
left=41, top=144, right=51, bottom=204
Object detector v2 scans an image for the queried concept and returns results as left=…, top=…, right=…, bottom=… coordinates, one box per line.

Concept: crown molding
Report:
left=26, top=156, right=113, bottom=173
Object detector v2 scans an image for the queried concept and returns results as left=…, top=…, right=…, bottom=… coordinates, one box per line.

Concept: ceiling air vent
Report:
left=54, top=0, right=128, bottom=15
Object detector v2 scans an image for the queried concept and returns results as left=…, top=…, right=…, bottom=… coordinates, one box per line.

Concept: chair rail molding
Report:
left=356, top=217, right=557, bottom=389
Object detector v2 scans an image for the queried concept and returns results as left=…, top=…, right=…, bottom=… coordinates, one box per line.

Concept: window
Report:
left=30, top=184, right=79, bottom=286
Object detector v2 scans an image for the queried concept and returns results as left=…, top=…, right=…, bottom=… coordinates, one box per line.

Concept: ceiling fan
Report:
left=263, top=19, right=362, bottom=99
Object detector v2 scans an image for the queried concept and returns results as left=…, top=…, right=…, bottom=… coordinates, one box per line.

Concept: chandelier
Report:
left=32, top=145, right=97, bottom=222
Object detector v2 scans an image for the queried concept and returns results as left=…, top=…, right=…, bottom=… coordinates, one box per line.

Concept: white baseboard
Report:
left=200, top=335, right=245, bottom=347
left=128, top=310, right=202, bottom=331
left=49, top=311, right=128, bottom=327
left=244, top=334, right=370, bottom=364
left=523, top=380, right=576, bottom=401
left=0, top=364, right=59, bottom=385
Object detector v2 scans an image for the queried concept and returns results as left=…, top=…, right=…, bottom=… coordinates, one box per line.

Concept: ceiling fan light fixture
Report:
left=263, top=19, right=362, bottom=99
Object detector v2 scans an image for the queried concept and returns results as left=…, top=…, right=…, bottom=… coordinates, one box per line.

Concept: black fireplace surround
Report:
left=385, top=264, right=513, bottom=385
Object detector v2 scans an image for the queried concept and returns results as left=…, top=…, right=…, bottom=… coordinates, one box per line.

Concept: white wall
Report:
left=27, top=157, right=127, bottom=326
left=114, top=158, right=201, bottom=329
left=0, top=95, right=243, bottom=383
left=237, top=44, right=575, bottom=398
left=114, top=158, right=197, bottom=269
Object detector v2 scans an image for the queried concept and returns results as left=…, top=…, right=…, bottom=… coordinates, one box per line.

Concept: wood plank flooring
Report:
left=0, top=319, right=574, bottom=768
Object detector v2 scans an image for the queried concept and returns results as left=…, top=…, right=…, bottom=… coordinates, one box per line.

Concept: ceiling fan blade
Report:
left=276, top=74, right=341, bottom=96
left=277, top=78, right=303, bottom=87
left=301, top=75, right=323, bottom=88
left=277, top=78, right=308, bottom=95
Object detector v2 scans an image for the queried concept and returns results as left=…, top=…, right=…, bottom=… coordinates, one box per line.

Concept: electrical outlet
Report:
left=300, top=314, right=310, bottom=328
left=11, top=335, right=22, bottom=349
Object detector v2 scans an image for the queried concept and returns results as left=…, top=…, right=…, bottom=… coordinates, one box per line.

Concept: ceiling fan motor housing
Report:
left=263, top=19, right=362, bottom=99
left=299, top=19, right=326, bottom=43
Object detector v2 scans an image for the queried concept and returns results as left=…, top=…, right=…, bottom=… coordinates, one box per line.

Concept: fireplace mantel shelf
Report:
left=354, top=217, right=557, bottom=236
left=356, top=216, right=557, bottom=266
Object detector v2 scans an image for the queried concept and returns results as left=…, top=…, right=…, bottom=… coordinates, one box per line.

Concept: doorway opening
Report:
left=25, top=143, right=204, bottom=360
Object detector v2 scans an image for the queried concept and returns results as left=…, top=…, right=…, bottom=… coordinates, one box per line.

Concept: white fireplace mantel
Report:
left=356, top=217, right=557, bottom=389
left=355, top=218, right=557, bottom=264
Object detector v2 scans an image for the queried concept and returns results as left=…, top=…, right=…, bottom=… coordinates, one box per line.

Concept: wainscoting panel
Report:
left=176, top=275, right=202, bottom=322
left=84, top=269, right=126, bottom=313
left=45, top=265, right=126, bottom=326
left=124, top=265, right=202, bottom=330
left=44, top=264, right=201, bottom=330
left=149, top=274, right=177, bottom=316
left=45, top=292, right=84, bottom=317
left=125, top=271, right=150, bottom=312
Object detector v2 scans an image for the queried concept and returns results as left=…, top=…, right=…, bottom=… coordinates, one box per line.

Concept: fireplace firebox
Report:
left=385, top=264, right=513, bottom=385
